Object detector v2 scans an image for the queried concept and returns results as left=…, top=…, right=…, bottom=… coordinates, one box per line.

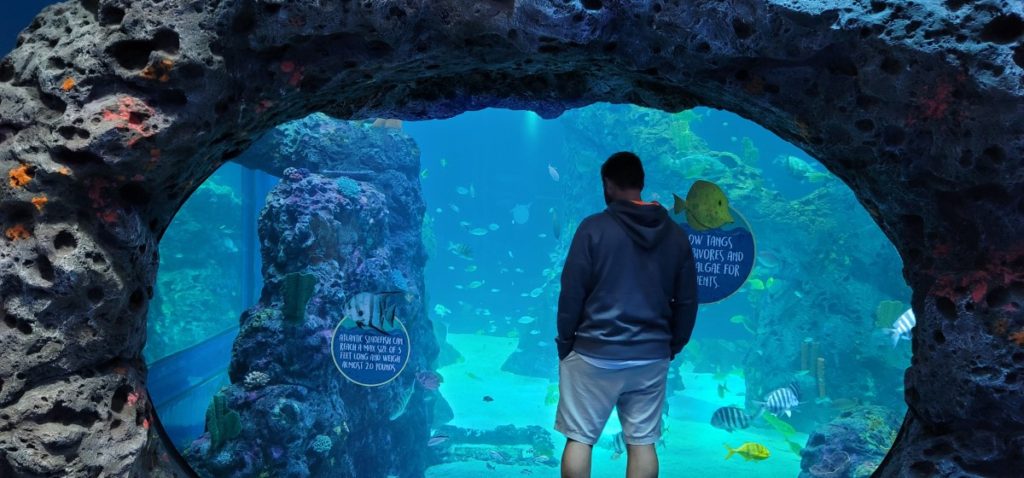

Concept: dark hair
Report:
left=601, top=151, right=644, bottom=189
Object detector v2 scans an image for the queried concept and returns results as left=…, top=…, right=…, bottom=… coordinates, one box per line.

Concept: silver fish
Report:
left=343, top=291, right=404, bottom=334
left=755, top=383, right=800, bottom=418
left=889, top=308, right=916, bottom=347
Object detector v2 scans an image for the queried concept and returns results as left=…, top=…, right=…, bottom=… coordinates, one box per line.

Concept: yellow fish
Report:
left=724, top=442, right=770, bottom=461
left=672, top=180, right=734, bottom=231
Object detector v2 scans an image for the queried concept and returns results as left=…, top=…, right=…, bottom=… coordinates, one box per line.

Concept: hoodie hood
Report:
left=606, top=200, right=675, bottom=249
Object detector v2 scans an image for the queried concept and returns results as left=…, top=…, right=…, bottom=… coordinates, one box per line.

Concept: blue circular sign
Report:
left=330, top=314, right=410, bottom=387
left=677, top=206, right=756, bottom=304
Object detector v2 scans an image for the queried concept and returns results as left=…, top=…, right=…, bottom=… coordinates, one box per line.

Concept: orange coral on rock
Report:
left=141, top=58, right=174, bottom=82
left=61, top=76, right=76, bottom=91
left=5, top=224, right=30, bottom=240
left=9, top=165, right=32, bottom=188
left=57, top=166, right=71, bottom=176
left=31, top=196, right=47, bottom=211
left=1010, top=329, right=1024, bottom=346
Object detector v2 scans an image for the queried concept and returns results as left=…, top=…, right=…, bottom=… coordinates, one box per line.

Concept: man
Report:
left=554, top=151, right=699, bottom=478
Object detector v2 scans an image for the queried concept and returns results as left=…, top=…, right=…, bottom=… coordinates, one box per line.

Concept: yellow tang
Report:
left=672, top=180, right=734, bottom=231
left=724, top=442, right=771, bottom=461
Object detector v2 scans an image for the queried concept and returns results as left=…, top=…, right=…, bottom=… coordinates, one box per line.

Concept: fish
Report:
left=468, top=228, right=489, bottom=236
left=761, top=411, right=796, bottom=438
left=223, top=238, right=238, bottom=252
left=427, top=434, right=449, bottom=446
left=611, top=431, right=625, bottom=460
left=529, top=329, right=540, bottom=335
left=488, top=450, right=507, bottom=462
left=672, top=180, right=734, bottom=231
left=440, top=158, right=448, bottom=168
left=507, top=250, right=514, bottom=259
left=420, top=169, right=429, bottom=179
left=521, top=470, right=532, bottom=475
left=465, top=265, right=479, bottom=272
left=889, top=307, right=916, bottom=347
left=511, top=203, right=532, bottom=225
left=724, top=442, right=770, bottom=461
left=470, top=184, right=476, bottom=198
left=447, top=241, right=474, bottom=260
left=456, top=186, right=470, bottom=195
left=490, top=288, right=501, bottom=293
left=548, top=164, right=560, bottom=181
left=433, top=304, right=451, bottom=317
left=459, top=220, right=472, bottom=228
left=754, top=383, right=801, bottom=418
left=518, top=316, right=536, bottom=324
left=486, top=462, right=496, bottom=470
left=529, top=288, right=543, bottom=298
left=468, top=280, right=485, bottom=289
left=489, top=223, right=500, bottom=231
left=777, top=155, right=829, bottom=182
left=343, top=291, right=405, bottom=334
left=717, top=382, right=730, bottom=398
left=551, top=208, right=562, bottom=240
left=416, top=370, right=443, bottom=390
left=710, top=406, right=752, bottom=432
left=449, top=203, right=461, bottom=213
left=483, top=395, right=494, bottom=402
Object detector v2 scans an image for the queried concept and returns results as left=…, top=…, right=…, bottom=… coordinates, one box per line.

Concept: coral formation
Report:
left=205, top=393, right=242, bottom=453
left=244, top=371, right=270, bottom=389
left=798, top=406, right=899, bottom=478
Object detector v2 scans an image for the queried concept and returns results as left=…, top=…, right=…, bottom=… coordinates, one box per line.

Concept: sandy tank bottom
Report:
left=425, top=334, right=805, bottom=477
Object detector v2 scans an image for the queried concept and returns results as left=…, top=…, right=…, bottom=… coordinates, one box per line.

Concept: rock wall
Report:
left=1, top=0, right=1023, bottom=476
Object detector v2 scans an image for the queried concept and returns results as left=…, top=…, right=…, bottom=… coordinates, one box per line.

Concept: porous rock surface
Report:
left=1, top=0, right=1023, bottom=476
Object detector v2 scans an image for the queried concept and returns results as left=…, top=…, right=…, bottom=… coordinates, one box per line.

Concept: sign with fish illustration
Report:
left=330, top=291, right=411, bottom=386
left=673, top=180, right=755, bottom=304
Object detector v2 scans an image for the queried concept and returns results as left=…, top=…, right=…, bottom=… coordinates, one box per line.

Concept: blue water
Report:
left=2, top=6, right=909, bottom=476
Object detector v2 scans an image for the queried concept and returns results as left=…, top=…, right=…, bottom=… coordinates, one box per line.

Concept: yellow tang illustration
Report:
left=672, top=180, right=734, bottom=231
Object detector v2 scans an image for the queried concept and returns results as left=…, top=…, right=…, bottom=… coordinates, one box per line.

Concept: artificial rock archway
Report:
left=1, top=0, right=1023, bottom=476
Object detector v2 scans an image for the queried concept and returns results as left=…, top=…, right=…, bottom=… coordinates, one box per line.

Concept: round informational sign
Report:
left=676, top=205, right=756, bottom=304
left=330, top=313, right=411, bottom=387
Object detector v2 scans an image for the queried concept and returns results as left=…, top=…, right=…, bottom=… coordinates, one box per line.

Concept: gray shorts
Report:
left=554, top=350, right=670, bottom=446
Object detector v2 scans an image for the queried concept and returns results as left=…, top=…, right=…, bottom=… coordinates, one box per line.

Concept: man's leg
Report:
left=561, top=438, right=593, bottom=478
left=625, top=443, right=658, bottom=478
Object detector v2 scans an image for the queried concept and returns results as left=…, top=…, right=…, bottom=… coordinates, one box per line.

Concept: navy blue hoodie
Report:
left=555, top=200, right=698, bottom=361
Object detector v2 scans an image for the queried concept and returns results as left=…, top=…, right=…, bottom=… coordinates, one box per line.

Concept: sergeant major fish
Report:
left=889, top=307, right=916, bottom=347
left=754, top=383, right=801, bottom=418
left=710, top=406, right=758, bottom=432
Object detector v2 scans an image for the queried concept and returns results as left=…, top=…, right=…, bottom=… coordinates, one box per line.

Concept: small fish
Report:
left=507, top=250, right=514, bottom=259
left=459, top=220, right=472, bottom=227
left=521, top=469, right=532, bottom=474
left=511, top=203, right=532, bottom=225
left=465, top=265, right=479, bottom=272
left=889, top=307, right=916, bottom=347
left=710, top=406, right=752, bottom=432
left=456, top=186, right=470, bottom=195
left=468, top=228, right=489, bottom=236
left=529, top=329, right=540, bottom=335
left=440, top=158, right=448, bottom=168
left=449, top=203, right=461, bottom=213
left=537, top=233, right=547, bottom=238
left=483, top=395, right=494, bottom=402
left=223, top=238, right=238, bottom=252
left=486, top=462, right=496, bottom=471
left=488, top=450, right=506, bottom=461
left=490, top=288, right=501, bottom=293
left=489, top=223, right=500, bottom=231
left=466, top=371, right=482, bottom=380
left=611, top=431, right=625, bottom=460
left=420, top=169, right=429, bottom=179
left=469, top=184, right=476, bottom=198
left=724, top=442, right=770, bottom=461
left=529, top=288, right=543, bottom=298
left=717, top=382, right=730, bottom=398
left=517, top=316, right=536, bottom=324
left=755, top=383, right=801, bottom=418
left=548, top=164, right=560, bottom=181
left=433, top=304, right=451, bottom=317
left=468, top=280, right=485, bottom=289
left=447, top=241, right=474, bottom=260
left=427, top=434, right=449, bottom=446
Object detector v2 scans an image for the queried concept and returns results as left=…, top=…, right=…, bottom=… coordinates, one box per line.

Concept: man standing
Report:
left=554, top=151, right=699, bottom=478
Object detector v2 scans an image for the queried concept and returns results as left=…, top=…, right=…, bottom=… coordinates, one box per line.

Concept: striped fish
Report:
left=889, top=308, right=916, bottom=347
left=755, top=383, right=800, bottom=418
left=710, top=406, right=753, bottom=432
left=343, top=291, right=405, bottom=334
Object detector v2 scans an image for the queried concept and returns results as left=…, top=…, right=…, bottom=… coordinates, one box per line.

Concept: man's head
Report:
left=601, top=151, right=644, bottom=205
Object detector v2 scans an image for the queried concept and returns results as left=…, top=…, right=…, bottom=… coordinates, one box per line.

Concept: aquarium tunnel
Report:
left=2, top=1, right=1023, bottom=477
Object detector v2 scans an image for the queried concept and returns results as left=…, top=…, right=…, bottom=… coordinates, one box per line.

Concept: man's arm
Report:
left=555, top=222, right=592, bottom=360
left=669, top=237, right=699, bottom=360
